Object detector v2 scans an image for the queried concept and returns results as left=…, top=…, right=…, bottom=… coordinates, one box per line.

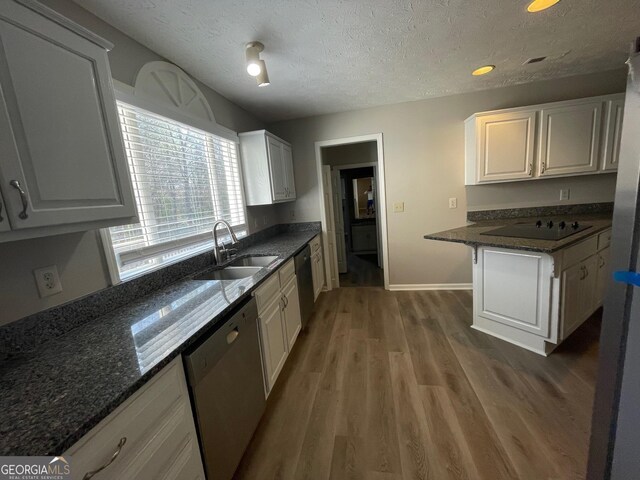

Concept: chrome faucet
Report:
left=212, top=219, right=240, bottom=265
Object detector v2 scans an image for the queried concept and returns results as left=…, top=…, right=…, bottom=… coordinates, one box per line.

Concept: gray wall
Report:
left=270, top=69, right=626, bottom=287
left=0, top=1, right=277, bottom=326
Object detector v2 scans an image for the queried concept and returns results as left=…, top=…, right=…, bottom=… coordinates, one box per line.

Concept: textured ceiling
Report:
left=74, top=0, right=639, bottom=122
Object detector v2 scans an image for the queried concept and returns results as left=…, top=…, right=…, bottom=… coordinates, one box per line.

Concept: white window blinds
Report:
left=106, top=101, right=247, bottom=281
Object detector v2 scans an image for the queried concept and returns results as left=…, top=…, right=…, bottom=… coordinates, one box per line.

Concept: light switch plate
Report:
left=560, top=189, right=570, bottom=201
left=393, top=202, right=404, bottom=213
left=449, top=197, right=458, bottom=209
left=33, top=265, right=63, bottom=298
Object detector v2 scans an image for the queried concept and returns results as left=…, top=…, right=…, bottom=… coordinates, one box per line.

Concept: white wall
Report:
left=0, top=1, right=276, bottom=326
left=271, top=69, right=626, bottom=287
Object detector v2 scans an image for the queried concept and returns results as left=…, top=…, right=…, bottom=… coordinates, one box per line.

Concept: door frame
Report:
left=314, top=134, right=389, bottom=290
left=333, top=162, right=382, bottom=268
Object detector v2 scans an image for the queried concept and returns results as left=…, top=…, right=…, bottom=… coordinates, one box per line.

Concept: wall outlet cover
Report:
left=449, top=197, right=458, bottom=209
left=393, top=202, right=404, bottom=213
left=33, top=265, right=62, bottom=298
left=560, top=189, right=570, bottom=201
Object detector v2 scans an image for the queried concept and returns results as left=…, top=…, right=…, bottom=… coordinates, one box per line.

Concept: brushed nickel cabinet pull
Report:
left=528, top=163, right=533, bottom=176
left=541, top=162, right=546, bottom=174
left=9, top=180, right=28, bottom=219
left=82, top=437, right=126, bottom=480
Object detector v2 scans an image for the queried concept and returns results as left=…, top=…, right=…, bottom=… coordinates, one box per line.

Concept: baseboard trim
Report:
left=387, top=283, right=472, bottom=291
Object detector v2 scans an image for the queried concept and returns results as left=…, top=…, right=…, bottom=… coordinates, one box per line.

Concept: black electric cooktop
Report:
left=481, top=220, right=592, bottom=241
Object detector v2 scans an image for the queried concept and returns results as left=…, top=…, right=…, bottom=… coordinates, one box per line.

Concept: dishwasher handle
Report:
left=184, top=298, right=258, bottom=386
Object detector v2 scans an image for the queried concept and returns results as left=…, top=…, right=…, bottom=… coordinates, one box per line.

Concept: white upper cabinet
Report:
left=0, top=0, right=137, bottom=242
left=538, top=100, right=602, bottom=178
left=465, top=110, right=536, bottom=184
left=465, top=93, right=624, bottom=185
left=239, top=130, right=296, bottom=205
left=602, top=98, right=625, bottom=171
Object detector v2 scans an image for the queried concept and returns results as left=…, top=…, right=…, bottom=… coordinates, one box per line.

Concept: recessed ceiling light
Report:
left=472, top=65, right=495, bottom=76
left=527, top=0, right=561, bottom=13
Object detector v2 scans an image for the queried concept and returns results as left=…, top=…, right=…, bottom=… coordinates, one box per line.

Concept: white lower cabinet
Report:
left=254, top=259, right=302, bottom=395
left=473, top=228, right=612, bottom=355
left=64, top=357, right=205, bottom=480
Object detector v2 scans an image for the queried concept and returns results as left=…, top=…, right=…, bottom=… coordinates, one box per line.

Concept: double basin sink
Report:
left=194, top=255, right=279, bottom=281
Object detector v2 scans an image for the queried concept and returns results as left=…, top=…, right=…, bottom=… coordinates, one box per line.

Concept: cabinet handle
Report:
left=279, top=298, right=285, bottom=311
left=82, top=437, right=127, bottom=480
left=284, top=294, right=289, bottom=307
left=9, top=180, right=28, bottom=219
left=528, top=163, right=533, bottom=176
left=540, top=162, right=546, bottom=174
left=580, top=266, right=586, bottom=280
left=599, top=256, right=605, bottom=268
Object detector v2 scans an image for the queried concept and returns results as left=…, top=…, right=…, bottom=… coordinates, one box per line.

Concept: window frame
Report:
left=101, top=81, right=248, bottom=285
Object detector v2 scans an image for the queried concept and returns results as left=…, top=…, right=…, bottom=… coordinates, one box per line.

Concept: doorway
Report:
left=314, top=134, right=389, bottom=290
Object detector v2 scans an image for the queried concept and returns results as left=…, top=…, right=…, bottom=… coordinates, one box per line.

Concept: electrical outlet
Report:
left=33, top=265, right=62, bottom=298
left=449, top=197, right=458, bottom=209
left=393, top=202, right=405, bottom=213
left=560, top=189, right=570, bottom=201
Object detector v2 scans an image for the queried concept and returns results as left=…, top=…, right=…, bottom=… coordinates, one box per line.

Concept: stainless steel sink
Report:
left=194, top=266, right=263, bottom=281
left=228, top=256, right=279, bottom=267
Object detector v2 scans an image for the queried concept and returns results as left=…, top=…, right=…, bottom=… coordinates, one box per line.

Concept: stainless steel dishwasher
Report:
left=295, top=244, right=315, bottom=329
left=183, top=297, right=265, bottom=480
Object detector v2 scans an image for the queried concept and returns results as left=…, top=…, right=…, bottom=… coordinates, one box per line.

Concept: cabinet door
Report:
left=595, top=247, right=611, bottom=306
left=538, top=101, right=602, bottom=177
left=311, top=251, right=319, bottom=300
left=282, top=144, right=296, bottom=199
left=0, top=2, right=136, bottom=229
left=267, top=137, right=287, bottom=201
left=258, top=298, right=288, bottom=392
left=602, top=98, right=624, bottom=171
left=476, top=248, right=552, bottom=337
left=561, top=255, right=599, bottom=339
left=316, top=252, right=325, bottom=298
left=477, top=110, right=536, bottom=183
left=282, top=277, right=302, bottom=351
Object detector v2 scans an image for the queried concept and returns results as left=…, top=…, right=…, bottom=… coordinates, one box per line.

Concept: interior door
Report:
left=267, top=137, right=287, bottom=201
left=332, top=169, right=347, bottom=274
left=538, top=101, right=602, bottom=177
left=0, top=2, right=136, bottom=229
left=322, top=165, right=339, bottom=289
left=373, top=165, right=382, bottom=267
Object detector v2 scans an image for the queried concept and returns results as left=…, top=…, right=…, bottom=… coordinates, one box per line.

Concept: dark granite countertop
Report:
left=0, top=228, right=320, bottom=456
left=424, top=214, right=613, bottom=253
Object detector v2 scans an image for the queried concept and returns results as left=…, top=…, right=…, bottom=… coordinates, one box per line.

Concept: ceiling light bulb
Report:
left=527, top=0, right=561, bottom=12
left=245, top=41, right=264, bottom=77
left=247, top=62, right=261, bottom=76
left=472, top=65, right=495, bottom=76
left=256, top=60, right=270, bottom=87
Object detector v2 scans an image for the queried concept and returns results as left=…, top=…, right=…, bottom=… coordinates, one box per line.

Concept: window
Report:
left=103, top=101, right=247, bottom=282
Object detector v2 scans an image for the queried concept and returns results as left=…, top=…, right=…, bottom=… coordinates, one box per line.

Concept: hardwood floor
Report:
left=339, top=253, right=384, bottom=287
left=234, top=288, right=600, bottom=480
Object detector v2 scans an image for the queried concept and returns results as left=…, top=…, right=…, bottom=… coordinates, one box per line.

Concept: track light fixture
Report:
left=256, top=60, right=270, bottom=87
left=245, top=41, right=265, bottom=76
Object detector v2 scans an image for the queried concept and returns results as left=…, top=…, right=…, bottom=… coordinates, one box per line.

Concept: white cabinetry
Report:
left=239, top=130, right=296, bottom=205
left=65, top=357, right=205, bottom=480
left=310, top=235, right=324, bottom=301
left=254, top=259, right=302, bottom=395
left=602, top=98, right=625, bottom=171
left=465, top=94, right=624, bottom=185
left=465, top=110, right=536, bottom=184
left=538, top=100, right=602, bottom=177
left=0, top=1, right=137, bottom=242
left=473, top=228, right=612, bottom=355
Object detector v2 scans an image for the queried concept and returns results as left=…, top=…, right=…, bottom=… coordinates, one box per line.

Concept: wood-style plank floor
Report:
left=234, top=288, right=600, bottom=480
left=339, top=253, right=384, bottom=287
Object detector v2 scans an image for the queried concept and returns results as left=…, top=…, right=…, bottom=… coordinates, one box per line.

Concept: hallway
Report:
left=234, top=287, right=599, bottom=480
left=339, top=253, right=384, bottom=287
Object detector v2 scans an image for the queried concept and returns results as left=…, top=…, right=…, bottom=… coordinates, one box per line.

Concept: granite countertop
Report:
left=0, top=229, right=320, bottom=456
left=424, top=214, right=613, bottom=253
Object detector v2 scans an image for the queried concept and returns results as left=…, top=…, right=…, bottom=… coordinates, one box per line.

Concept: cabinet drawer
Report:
left=65, top=358, right=203, bottom=480
left=310, top=235, right=321, bottom=253
left=562, top=236, right=598, bottom=269
left=279, top=259, right=295, bottom=286
left=597, top=229, right=612, bottom=250
left=254, top=273, right=281, bottom=312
